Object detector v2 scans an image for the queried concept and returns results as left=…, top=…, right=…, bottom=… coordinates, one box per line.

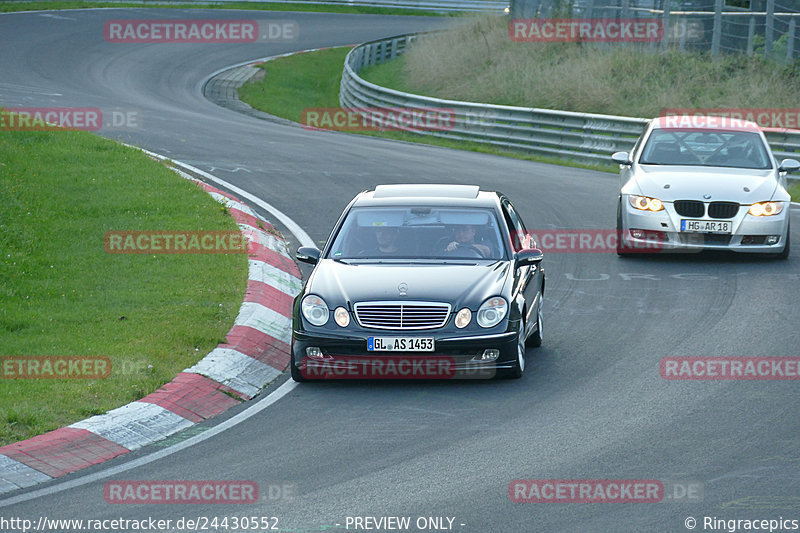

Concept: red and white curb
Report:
left=0, top=173, right=302, bottom=495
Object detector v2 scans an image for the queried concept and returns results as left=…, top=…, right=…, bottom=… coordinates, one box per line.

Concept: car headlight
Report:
left=454, top=308, right=471, bottom=329
left=748, top=201, right=784, bottom=216
left=477, top=297, right=507, bottom=328
left=301, top=295, right=329, bottom=326
left=629, top=195, right=664, bottom=212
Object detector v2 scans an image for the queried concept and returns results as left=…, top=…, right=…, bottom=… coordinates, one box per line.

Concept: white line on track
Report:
left=140, top=149, right=315, bottom=248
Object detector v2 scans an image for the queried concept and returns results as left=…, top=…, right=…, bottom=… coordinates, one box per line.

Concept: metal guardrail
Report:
left=239, top=0, right=508, bottom=11
left=340, top=33, right=800, bottom=166
left=27, top=0, right=507, bottom=13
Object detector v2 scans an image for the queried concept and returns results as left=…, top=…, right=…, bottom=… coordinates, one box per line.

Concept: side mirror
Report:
left=779, top=158, right=800, bottom=173
left=611, top=152, right=632, bottom=166
left=516, top=248, right=544, bottom=267
left=296, top=246, right=321, bottom=265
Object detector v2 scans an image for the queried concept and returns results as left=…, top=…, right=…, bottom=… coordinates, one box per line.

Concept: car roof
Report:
left=353, top=184, right=500, bottom=208
left=651, top=115, right=762, bottom=133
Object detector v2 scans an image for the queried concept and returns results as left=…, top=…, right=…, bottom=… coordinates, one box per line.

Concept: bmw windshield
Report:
left=639, top=129, right=772, bottom=169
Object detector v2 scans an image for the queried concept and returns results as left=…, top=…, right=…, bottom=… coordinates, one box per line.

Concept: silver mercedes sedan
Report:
left=612, top=116, right=799, bottom=258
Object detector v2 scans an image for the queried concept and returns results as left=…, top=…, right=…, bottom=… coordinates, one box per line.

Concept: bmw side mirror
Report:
left=779, top=158, right=800, bottom=173
left=516, top=248, right=544, bottom=267
left=296, top=246, right=321, bottom=265
left=611, top=152, right=632, bottom=166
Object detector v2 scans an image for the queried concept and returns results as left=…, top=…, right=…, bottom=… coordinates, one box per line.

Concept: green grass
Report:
left=238, top=46, right=616, bottom=172
left=359, top=56, right=415, bottom=93
left=0, top=1, right=451, bottom=17
left=789, top=181, right=800, bottom=203
left=393, top=16, right=800, bottom=118
left=239, top=47, right=349, bottom=124
left=0, top=125, right=248, bottom=446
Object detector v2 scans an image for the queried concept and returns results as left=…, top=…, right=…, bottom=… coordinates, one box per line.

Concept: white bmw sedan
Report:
left=612, top=116, right=799, bottom=258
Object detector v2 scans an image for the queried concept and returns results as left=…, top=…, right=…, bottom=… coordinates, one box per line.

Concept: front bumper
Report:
left=291, top=329, right=518, bottom=379
left=621, top=198, right=789, bottom=253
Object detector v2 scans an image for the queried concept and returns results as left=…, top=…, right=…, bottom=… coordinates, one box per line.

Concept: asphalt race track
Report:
left=1, top=8, right=799, bottom=532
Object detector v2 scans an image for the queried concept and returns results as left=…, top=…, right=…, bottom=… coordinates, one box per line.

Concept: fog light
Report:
left=455, top=308, right=472, bottom=329
left=630, top=229, right=645, bottom=239
left=766, top=235, right=780, bottom=245
left=305, top=346, right=323, bottom=359
left=334, top=306, right=350, bottom=327
left=472, top=349, right=500, bottom=362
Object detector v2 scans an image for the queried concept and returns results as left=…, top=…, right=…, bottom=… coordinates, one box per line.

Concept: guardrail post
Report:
left=390, top=38, right=398, bottom=60
left=679, top=16, right=688, bottom=52
left=787, top=19, right=796, bottom=64
left=747, top=16, right=755, bottom=56
left=711, top=0, right=723, bottom=58
left=765, top=0, right=774, bottom=57
left=660, top=2, right=672, bottom=52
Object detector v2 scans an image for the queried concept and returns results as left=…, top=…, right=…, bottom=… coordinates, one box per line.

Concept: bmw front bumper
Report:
left=621, top=197, right=789, bottom=253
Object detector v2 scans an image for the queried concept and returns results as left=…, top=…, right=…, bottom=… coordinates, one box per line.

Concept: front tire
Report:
left=289, top=353, right=306, bottom=382
left=616, top=200, right=633, bottom=257
left=507, top=319, right=527, bottom=379
left=778, top=221, right=790, bottom=260
left=527, top=292, right=543, bottom=348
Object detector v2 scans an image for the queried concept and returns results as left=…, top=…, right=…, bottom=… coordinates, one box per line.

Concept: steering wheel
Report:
left=447, top=242, right=485, bottom=258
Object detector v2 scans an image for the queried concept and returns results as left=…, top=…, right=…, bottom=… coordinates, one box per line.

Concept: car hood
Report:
left=307, top=259, right=510, bottom=308
left=633, top=165, right=777, bottom=203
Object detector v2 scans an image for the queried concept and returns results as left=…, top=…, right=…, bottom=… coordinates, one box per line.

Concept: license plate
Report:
left=368, top=337, right=434, bottom=352
left=680, top=220, right=732, bottom=234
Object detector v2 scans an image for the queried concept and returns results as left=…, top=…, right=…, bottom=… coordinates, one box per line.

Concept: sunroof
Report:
left=372, top=184, right=480, bottom=199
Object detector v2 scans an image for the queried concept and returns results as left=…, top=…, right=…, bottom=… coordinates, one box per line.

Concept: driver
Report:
left=442, top=225, right=490, bottom=257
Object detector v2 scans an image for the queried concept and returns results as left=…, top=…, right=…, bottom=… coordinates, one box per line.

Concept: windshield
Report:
left=327, top=206, right=507, bottom=260
left=639, top=129, right=772, bottom=169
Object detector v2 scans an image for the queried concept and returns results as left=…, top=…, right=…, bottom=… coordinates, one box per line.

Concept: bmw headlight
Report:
left=477, top=297, right=507, bottom=328
left=748, top=201, right=784, bottom=216
left=301, top=295, right=329, bottom=326
left=629, top=195, right=664, bottom=212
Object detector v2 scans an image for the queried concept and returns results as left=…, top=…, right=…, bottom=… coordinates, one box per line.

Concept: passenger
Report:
left=360, top=226, right=407, bottom=256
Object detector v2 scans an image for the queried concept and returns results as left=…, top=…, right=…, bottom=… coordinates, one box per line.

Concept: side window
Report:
left=502, top=200, right=529, bottom=251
